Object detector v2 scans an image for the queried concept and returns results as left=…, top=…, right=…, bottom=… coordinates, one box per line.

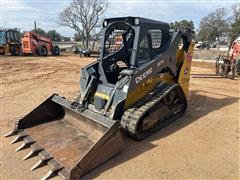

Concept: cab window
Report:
left=137, top=29, right=162, bottom=66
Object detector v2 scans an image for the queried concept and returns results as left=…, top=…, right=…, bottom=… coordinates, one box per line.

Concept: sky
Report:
left=1, top=0, right=239, bottom=37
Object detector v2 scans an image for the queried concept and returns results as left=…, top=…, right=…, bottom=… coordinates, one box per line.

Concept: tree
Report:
left=229, top=4, right=240, bottom=42
left=231, top=3, right=240, bottom=22
left=62, top=36, right=71, bottom=41
left=46, top=30, right=62, bottom=41
left=74, top=30, right=102, bottom=50
left=170, top=20, right=195, bottom=30
left=91, top=28, right=102, bottom=51
left=74, top=32, right=81, bottom=41
left=58, top=0, right=108, bottom=50
left=198, top=8, right=229, bottom=42
left=31, top=28, right=62, bottom=41
left=230, top=20, right=240, bottom=38
left=33, top=28, right=46, bottom=36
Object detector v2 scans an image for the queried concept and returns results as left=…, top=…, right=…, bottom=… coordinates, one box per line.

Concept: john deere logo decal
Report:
left=135, top=68, right=153, bottom=84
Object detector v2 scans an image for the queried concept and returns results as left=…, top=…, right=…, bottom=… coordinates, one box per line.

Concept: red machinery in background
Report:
left=22, top=31, right=60, bottom=56
left=216, top=34, right=240, bottom=79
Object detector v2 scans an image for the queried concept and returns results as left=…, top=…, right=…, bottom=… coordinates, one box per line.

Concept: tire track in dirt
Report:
left=2, top=70, right=58, bottom=85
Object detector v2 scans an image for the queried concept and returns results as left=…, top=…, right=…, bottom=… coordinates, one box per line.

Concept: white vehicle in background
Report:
left=194, top=41, right=209, bottom=50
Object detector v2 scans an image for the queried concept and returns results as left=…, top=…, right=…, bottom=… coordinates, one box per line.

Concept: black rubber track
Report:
left=120, top=83, right=187, bottom=140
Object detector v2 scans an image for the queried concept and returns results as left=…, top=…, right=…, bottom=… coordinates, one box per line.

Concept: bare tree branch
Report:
left=232, top=3, right=240, bottom=21
left=58, top=0, right=108, bottom=49
left=198, top=8, right=230, bottom=41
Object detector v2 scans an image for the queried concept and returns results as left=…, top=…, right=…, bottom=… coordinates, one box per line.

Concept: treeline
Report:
left=167, top=3, right=239, bottom=43
left=198, top=4, right=240, bottom=42
left=32, top=28, right=71, bottom=42
left=30, top=2, right=240, bottom=45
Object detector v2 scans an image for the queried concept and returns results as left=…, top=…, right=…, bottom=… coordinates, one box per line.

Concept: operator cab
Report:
left=0, top=31, right=6, bottom=45
left=102, top=22, right=135, bottom=84
left=0, top=30, right=21, bottom=45
left=99, top=17, right=171, bottom=85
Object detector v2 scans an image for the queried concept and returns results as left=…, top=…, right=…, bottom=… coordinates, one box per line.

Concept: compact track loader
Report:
left=5, top=17, right=194, bottom=180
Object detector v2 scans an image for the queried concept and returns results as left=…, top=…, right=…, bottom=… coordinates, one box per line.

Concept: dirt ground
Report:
left=0, top=55, right=239, bottom=180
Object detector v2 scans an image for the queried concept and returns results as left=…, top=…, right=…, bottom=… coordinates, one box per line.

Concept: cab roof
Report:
left=103, top=16, right=169, bottom=28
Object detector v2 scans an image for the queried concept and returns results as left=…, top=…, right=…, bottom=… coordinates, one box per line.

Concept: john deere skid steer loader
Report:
left=5, top=17, right=194, bottom=180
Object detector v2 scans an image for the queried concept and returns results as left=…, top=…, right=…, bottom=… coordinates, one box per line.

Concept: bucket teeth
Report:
left=31, top=150, right=52, bottom=171
left=10, top=136, right=22, bottom=144
left=58, top=169, right=69, bottom=180
left=15, top=136, right=36, bottom=152
left=23, top=150, right=39, bottom=160
left=41, top=170, right=56, bottom=180
left=39, top=150, right=52, bottom=160
left=41, top=166, right=63, bottom=180
left=10, top=131, right=27, bottom=144
left=31, top=159, right=48, bottom=171
left=23, top=144, right=43, bottom=160
left=4, top=130, right=20, bottom=137
left=16, top=142, right=29, bottom=152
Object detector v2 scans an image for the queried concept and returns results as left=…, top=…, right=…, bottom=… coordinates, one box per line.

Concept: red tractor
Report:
left=21, top=31, right=60, bottom=56
left=216, top=34, right=240, bottom=79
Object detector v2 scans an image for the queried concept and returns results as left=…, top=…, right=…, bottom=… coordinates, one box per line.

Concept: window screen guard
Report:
left=137, top=29, right=162, bottom=66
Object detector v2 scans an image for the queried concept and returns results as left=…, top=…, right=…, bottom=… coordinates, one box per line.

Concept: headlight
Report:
left=134, top=18, right=140, bottom=25
left=103, top=20, right=108, bottom=27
